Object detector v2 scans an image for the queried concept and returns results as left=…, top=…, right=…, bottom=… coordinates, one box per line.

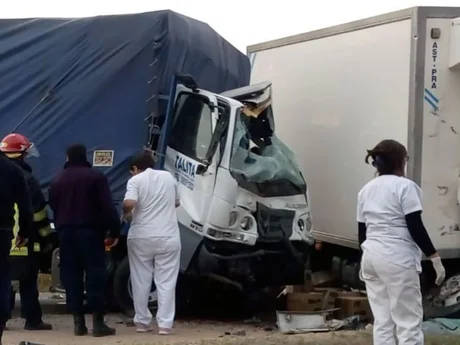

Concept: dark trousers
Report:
left=18, top=253, right=42, bottom=324
left=0, top=231, right=12, bottom=327
left=59, top=227, right=107, bottom=314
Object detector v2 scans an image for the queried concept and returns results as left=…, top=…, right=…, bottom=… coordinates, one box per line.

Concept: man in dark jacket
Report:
left=49, top=144, right=120, bottom=337
left=0, top=133, right=53, bottom=331
left=0, top=150, right=32, bottom=345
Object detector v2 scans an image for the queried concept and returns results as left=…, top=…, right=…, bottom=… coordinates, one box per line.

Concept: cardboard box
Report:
left=37, top=273, right=51, bottom=292
left=335, top=295, right=373, bottom=322
left=286, top=292, right=324, bottom=312
left=284, top=285, right=304, bottom=293
left=284, top=287, right=372, bottom=322
left=313, top=287, right=342, bottom=292
left=286, top=291, right=336, bottom=312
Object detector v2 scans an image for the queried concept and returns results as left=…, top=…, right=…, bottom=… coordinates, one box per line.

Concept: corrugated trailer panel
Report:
left=250, top=19, right=413, bottom=247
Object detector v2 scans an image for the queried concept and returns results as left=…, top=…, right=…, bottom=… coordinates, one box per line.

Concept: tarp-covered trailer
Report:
left=0, top=10, right=250, bottom=204
left=0, top=10, right=251, bottom=312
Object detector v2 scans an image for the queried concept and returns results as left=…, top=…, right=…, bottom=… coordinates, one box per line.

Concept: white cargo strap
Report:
left=10, top=204, right=40, bottom=256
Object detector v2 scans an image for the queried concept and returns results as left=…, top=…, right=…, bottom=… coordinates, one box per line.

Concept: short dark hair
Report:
left=130, top=152, right=155, bottom=171
left=66, top=144, right=87, bottom=163
left=365, top=139, right=408, bottom=175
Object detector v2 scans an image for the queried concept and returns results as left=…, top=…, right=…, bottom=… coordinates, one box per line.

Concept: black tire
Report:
left=112, top=256, right=157, bottom=317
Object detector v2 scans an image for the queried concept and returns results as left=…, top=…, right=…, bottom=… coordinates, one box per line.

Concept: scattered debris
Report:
left=276, top=275, right=374, bottom=335
left=243, top=316, right=262, bottom=324
left=341, top=315, right=367, bottom=331
left=281, top=288, right=372, bottom=322
left=276, top=309, right=343, bottom=334
left=423, top=318, right=460, bottom=335
left=48, top=294, right=64, bottom=300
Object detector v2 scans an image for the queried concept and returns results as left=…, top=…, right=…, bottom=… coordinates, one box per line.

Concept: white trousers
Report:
left=127, top=236, right=181, bottom=329
left=360, top=250, right=424, bottom=345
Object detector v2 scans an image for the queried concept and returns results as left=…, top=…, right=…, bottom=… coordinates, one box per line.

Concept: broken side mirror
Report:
left=196, top=164, right=208, bottom=175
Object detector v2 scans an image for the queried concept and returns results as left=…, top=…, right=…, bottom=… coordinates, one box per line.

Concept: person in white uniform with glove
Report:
left=122, top=152, right=181, bottom=335
left=357, top=139, right=445, bottom=345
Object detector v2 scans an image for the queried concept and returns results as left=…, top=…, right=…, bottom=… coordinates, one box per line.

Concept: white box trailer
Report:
left=248, top=7, right=460, bottom=299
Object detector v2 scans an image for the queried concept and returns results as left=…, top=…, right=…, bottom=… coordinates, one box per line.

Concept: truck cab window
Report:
left=169, top=93, right=213, bottom=162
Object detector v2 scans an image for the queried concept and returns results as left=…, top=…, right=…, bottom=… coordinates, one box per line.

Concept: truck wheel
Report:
left=113, top=257, right=158, bottom=316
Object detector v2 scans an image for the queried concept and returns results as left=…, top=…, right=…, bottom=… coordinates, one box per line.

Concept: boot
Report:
left=24, top=321, right=53, bottom=331
left=73, top=314, right=88, bottom=336
left=0, top=324, right=4, bottom=345
left=92, top=313, right=115, bottom=337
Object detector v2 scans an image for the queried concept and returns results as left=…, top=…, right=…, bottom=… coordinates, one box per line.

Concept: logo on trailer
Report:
left=424, top=88, right=439, bottom=112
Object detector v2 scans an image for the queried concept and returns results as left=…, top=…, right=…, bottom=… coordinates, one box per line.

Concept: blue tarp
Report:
left=0, top=10, right=250, bottom=206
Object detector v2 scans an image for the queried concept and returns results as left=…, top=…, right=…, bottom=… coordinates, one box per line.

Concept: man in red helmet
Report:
left=0, top=145, right=32, bottom=345
left=0, top=133, right=53, bottom=331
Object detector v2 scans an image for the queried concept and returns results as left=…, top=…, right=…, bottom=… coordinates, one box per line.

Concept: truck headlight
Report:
left=298, top=219, right=305, bottom=231
left=298, top=214, right=312, bottom=232
left=228, top=211, right=238, bottom=227
left=240, top=216, right=254, bottom=230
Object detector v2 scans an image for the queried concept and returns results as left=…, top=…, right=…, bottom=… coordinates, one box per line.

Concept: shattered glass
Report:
left=229, top=109, right=305, bottom=188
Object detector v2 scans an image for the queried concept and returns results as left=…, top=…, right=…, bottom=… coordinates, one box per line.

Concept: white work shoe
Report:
left=158, top=327, right=174, bottom=335
left=136, top=324, right=153, bottom=333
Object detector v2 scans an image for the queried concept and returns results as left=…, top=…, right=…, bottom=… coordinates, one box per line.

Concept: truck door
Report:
left=163, top=83, right=220, bottom=230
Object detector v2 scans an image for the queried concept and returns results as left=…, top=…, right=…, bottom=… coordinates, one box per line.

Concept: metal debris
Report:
left=276, top=309, right=343, bottom=334
left=48, top=294, right=64, bottom=300
left=437, top=186, right=448, bottom=196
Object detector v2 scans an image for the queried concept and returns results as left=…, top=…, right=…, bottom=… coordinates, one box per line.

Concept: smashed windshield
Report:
left=229, top=104, right=306, bottom=191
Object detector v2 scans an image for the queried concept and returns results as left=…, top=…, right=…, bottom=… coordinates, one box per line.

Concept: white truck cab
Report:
left=162, top=76, right=314, bottom=290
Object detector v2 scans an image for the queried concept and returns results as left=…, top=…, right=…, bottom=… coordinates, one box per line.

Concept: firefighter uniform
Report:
left=0, top=149, right=33, bottom=345
left=1, top=133, right=53, bottom=331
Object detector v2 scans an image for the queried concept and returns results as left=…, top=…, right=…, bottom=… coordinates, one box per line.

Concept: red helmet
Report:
left=0, top=133, right=39, bottom=158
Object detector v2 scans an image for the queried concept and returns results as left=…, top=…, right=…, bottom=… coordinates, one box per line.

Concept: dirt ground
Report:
left=3, top=314, right=459, bottom=345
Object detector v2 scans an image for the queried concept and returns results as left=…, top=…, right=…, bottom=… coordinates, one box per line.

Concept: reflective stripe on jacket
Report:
left=34, top=206, right=52, bottom=238
left=10, top=204, right=40, bottom=256
left=8, top=159, right=54, bottom=258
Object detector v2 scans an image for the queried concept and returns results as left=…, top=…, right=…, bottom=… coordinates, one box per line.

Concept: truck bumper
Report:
left=194, top=238, right=309, bottom=287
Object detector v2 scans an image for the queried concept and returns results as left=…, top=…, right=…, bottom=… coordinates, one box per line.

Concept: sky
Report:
left=1, top=0, right=460, bottom=52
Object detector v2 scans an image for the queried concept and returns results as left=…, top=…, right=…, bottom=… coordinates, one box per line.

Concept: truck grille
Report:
left=256, top=203, right=295, bottom=241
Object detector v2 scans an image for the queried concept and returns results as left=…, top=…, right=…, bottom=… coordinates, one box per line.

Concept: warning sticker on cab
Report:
left=93, top=150, right=114, bottom=167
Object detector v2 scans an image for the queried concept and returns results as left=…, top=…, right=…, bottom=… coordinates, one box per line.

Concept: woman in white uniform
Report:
left=122, top=152, right=181, bottom=335
left=357, top=139, right=446, bottom=345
